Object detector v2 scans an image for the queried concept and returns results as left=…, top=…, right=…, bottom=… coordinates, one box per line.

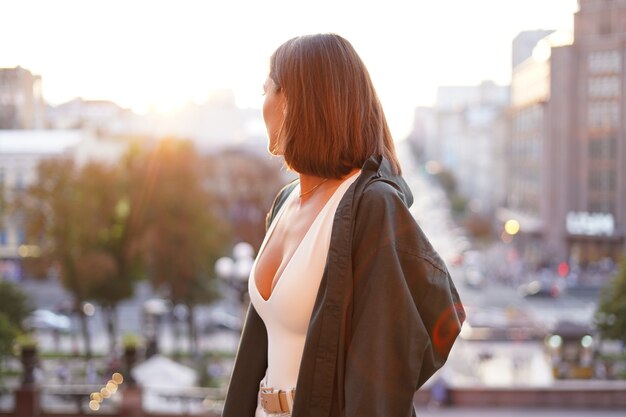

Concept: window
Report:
left=15, top=171, right=25, bottom=192
left=17, top=227, right=25, bottom=245
left=588, top=200, right=614, bottom=214
left=588, top=137, right=617, bottom=158
left=588, top=50, right=621, bottom=74
left=588, top=101, right=620, bottom=128
left=588, top=76, right=620, bottom=98
left=588, top=170, right=616, bottom=190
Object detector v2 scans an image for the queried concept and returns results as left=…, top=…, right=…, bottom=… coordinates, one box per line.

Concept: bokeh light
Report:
left=100, top=387, right=111, bottom=399
left=548, top=335, right=562, bottom=349
left=504, top=219, right=521, bottom=235
left=89, top=400, right=100, bottom=411
left=106, top=381, right=118, bottom=393
left=112, top=372, right=124, bottom=384
left=83, top=302, right=95, bottom=316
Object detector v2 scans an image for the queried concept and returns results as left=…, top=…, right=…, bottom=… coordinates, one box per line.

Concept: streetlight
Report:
left=504, top=219, right=521, bottom=236
left=501, top=218, right=520, bottom=244
left=142, top=298, right=171, bottom=358
left=215, top=242, right=255, bottom=322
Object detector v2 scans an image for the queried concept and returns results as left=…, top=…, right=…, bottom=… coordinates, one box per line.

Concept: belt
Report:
left=260, top=386, right=296, bottom=414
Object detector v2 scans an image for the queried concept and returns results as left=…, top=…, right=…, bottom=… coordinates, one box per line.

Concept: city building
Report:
left=411, top=81, right=509, bottom=215
left=139, top=89, right=268, bottom=154
left=502, top=0, right=626, bottom=266
left=0, top=66, right=46, bottom=129
left=47, top=98, right=141, bottom=135
left=408, top=106, right=437, bottom=162
left=512, top=30, right=555, bottom=68
left=501, top=30, right=573, bottom=265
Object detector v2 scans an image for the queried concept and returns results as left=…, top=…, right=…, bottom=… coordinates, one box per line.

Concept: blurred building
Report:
left=410, top=81, right=509, bottom=215
left=0, top=130, right=128, bottom=280
left=47, top=98, right=141, bottom=135
left=140, top=89, right=268, bottom=154
left=512, top=30, right=555, bottom=68
left=0, top=66, right=46, bottom=129
left=408, top=106, right=437, bottom=162
left=502, top=0, right=626, bottom=265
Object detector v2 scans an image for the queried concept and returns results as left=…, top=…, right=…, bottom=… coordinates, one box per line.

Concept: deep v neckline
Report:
left=252, top=183, right=336, bottom=303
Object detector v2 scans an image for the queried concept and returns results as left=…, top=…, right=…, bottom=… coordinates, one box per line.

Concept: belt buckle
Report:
left=260, top=386, right=282, bottom=413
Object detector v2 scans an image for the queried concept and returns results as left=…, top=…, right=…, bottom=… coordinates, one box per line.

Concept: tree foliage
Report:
left=16, top=137, right=246, bottom=356
left=132, top=139, right=231, bottom=354
left=136, top=139, right=229, bottom=305
left=0, top=281, right=33, bottom=330
left=595, top=259, right=626, bottom=345
left=0, top=282, right=31, bottom=373
left=0, top=313, right=19, bottom=359
left=16, top=157, right=143, bottom=356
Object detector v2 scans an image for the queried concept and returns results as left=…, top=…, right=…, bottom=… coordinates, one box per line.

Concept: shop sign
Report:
left=566, top=212, right=615, bottom=236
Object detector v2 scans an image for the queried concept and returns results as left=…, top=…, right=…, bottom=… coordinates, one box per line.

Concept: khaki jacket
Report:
left=222, top=154, right=465, bottom=417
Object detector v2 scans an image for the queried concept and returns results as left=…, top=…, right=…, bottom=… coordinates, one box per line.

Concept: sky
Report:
left=0, top=0, right=579, bottom=138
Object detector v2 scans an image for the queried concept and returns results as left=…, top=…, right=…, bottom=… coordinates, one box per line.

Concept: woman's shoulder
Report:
left=265, top=179, right=299, bottom=229
left=275, top=179, right=299, bottom=203
left=355, top=176, right=412, bottom=215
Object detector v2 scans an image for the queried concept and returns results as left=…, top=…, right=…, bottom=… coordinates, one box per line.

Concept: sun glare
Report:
left=2, top=0, right=579, bottom=133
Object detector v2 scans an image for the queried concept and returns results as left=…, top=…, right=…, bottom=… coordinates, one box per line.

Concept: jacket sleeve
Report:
left=221, top=304, right=268, bottom=417
left=344, top=181, right=465, bottom=417
left=222, top=181, right=298, bottom=417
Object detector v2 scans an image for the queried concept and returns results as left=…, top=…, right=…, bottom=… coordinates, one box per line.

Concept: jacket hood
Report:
left=357, top=154, right=414, bottom=208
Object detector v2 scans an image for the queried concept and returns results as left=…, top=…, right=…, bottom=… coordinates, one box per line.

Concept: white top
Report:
left=248, top=171, right=361, bottom=390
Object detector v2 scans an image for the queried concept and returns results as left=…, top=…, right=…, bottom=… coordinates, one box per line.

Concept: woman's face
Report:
left=262, top=76, right=286, bottom=155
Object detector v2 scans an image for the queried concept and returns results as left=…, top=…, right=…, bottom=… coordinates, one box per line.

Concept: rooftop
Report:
left=0, top=130, right=83, bottom=155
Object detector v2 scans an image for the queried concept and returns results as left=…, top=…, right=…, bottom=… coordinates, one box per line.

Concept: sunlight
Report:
left=1, top=0, right=579, bottom=130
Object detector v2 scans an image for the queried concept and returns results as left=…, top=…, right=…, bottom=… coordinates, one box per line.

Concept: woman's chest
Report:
left=254, top=204, right=320, bottom=300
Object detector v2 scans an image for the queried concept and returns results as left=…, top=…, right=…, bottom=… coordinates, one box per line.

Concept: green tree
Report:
left=140, top=139, right=229, bottom=355
left=0, top=281, right=31, bottom=385
left=16, top=158, right=143, bottom=358
left=77, top=160, right=144, bottom=354
left=0, top=281, right=33, bottom=329
left=0, top=314, right=19, bottom=358
left=595, top=259, right=626, bottom=346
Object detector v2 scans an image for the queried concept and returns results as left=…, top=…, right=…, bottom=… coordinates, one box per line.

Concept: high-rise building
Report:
left=434, top=82, right=510, bottom=215
left=512, top=30, right=555, bottom=68
left=568, top=0, right=626, bottom=263
left=503, top=0, right=626, bottom=266
left=0, top=66, right=45, bottom=129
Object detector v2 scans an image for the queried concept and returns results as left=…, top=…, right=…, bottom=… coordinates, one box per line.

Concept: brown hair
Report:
left=269, top=33, right=401, bottom=178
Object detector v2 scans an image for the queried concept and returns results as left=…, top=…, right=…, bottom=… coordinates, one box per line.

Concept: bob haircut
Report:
left=269, top=33, right=402, bottom=178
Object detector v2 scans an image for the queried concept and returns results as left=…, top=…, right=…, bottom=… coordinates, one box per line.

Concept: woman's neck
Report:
left=298, top=168, right=360, bottom=200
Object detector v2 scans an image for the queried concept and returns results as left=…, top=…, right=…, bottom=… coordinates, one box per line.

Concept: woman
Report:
left=222, top=33, right=465, bottom=417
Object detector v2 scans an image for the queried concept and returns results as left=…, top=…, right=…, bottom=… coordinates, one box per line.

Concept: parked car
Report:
left=464, top=266, right=486, bottom=288
left=518, top=279, right=564, bottom=298
left=23, top=309, right=71, bottom=332
left=203, top=310, right=242, bottom=334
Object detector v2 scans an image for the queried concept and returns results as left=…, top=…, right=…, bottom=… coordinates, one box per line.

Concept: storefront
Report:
left=545, top=321, right=594, bottom=379
left=566, top=211, right=624, bottom=265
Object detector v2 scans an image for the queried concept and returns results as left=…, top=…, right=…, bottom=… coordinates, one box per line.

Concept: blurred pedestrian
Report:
left=85, top=359, right=98, bottom=384
left=428, top=375, right=449, bottom=409
left=222, top=33, right=465, bottom=417
left=56, top=360, right=70, bottom=384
